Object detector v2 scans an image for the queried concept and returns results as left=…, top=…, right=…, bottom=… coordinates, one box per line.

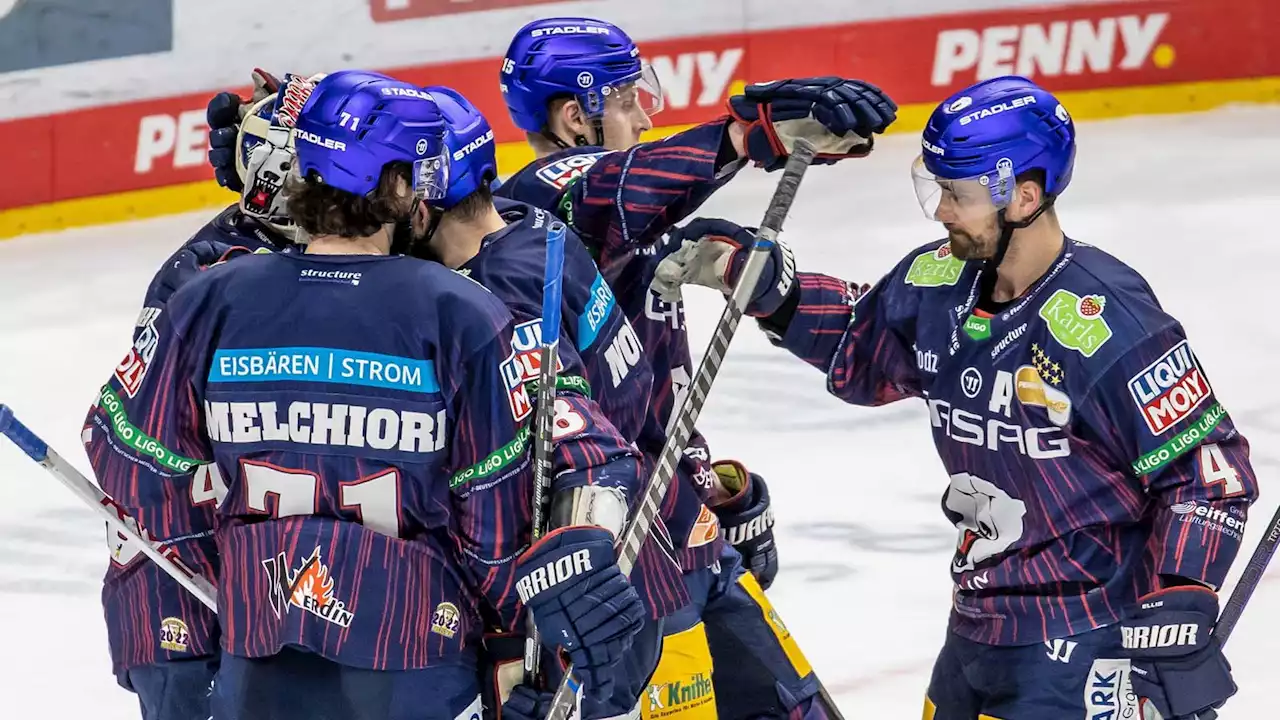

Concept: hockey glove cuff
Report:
left=710, top=460, right=779, bottom=590
left=1119, top=586, right=1236, bottom=719
left=729, top=77, right=897, bottom=171
left=515, top=527, right=644, bottom=693
left=652, top=218, right=795, bottom=317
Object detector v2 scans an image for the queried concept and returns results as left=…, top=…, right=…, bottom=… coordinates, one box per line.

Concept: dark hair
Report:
left=285, top=163, right=415, bottom=238
left=446, top=183, right=494, bottom=224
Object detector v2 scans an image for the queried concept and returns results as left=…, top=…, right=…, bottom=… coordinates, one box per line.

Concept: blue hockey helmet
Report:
left=426, top=85, right=498, bottom=210
left=293, top=70, right=449, bottom=201
left=912, top=75, right=1075, bottom=223
left=500, top=17, right=663, bottom=135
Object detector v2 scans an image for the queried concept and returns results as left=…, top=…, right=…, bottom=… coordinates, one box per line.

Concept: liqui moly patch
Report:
left=1127, top=340, right=1211, bottom=435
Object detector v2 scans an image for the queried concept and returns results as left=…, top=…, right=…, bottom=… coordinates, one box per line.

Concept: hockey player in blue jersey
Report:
left=493, top=18, right=898, bottom=720
left=395, top=85, right=688, bottom=720
left=85, top=72, right=315, bottom=720
left=84, top=69, right=648, bottom=720
left=653, top=75, right=1254, bottom=720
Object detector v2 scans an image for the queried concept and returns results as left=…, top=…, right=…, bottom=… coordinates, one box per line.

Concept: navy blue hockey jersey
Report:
left=772, top=237, right=1258, bottom=645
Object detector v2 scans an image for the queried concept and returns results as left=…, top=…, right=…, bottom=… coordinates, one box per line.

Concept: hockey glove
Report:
left=710, top=461, right=778, bottom=590
left=1119, top=586, right=1236, bottom=719
left=729, top=77, right=897, bottom=171
left=207, top=68, right=282, bottom=192
left=150, top=238, right=251, bottom=304
left=651, top=218, right=795, bottom=317
left=501, top=685, right=555, bottom=720
left=515, top=526, right=645, bottom=696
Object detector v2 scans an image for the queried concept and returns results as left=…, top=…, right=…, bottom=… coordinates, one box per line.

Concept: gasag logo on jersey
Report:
left=1127, top=340, right=1211, bottom=435
left=536, top=151, right=609, bottom=190
left=204, top=400, right=447, bottom=452
left=930, top=357, right=1072, bottom=459
left=502, top=320, right=565, bottom=388
left=262, top=546, right=354, bottom=628
left=1039, top=289, right=1112, bottom=357
left=1170, top=501, right=1245, bottom=541
left=904, top=243, right=966, bottom=287
left=577, top=272, right=617, bottom=350
left=114, top=307, right=162, bottom=397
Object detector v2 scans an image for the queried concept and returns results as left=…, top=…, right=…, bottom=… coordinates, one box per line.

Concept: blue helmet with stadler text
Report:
left=427, top=86, right=498, bottom=210
left=293, top=70, right=449, bottom=201
left=912, top=75, right=1075, bottom=222
left=500, top=17, right=663, bottom=136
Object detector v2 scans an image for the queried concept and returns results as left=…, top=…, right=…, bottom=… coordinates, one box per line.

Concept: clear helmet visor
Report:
left=413, top=150, right=450, bottom=202
left=579, top=63, right=664, bottom=120
left=911, top=154, right=1019, bottom=223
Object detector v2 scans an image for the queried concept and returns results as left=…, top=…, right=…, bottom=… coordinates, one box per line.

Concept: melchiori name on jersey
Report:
left=1127, top=340, right=1211, bottom=435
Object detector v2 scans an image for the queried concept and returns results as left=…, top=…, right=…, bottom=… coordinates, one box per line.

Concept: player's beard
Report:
left=947, top=224, right=996, bottom=261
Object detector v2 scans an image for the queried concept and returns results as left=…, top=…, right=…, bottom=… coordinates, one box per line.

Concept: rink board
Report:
left=0, top=0, right=1275, bottom=238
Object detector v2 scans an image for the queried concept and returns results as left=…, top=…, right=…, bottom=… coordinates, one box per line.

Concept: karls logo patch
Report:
left=1038, top=289, right=1112, bottom=357
left=536, top=152, right=608, bottom=190
left=1127, top=340, right=1211, bottom=435
left=113, top=307, right=162, bottom=397
left=904, top=243, right=966, bottom=287
left=261, top=546, right=354, bottom=628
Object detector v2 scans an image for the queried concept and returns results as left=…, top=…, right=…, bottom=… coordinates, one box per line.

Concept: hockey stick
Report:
left=1197, top=502, right=1280, bottom=720
left=0, top=404, right=219, bottom=612
left=524, top=221, right=569, bottom=686
left=542, top=139, right=821, bottom=720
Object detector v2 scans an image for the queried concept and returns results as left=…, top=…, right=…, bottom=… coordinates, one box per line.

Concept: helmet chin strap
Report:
left=985, top=196, right=1056, bottom=272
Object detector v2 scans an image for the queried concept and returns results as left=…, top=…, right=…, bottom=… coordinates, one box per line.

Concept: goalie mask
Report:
left=235, top=74, right=324, bottom=241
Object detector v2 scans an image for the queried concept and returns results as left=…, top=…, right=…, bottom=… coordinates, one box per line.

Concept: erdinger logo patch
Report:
left=261, top=546, right=354, bottom=628
left=1128, top=340, right=1211, bottom=435
left=535, top=152, right=608, bottom=190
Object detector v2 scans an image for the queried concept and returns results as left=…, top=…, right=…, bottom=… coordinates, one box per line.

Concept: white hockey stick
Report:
left=0, top=404, right=219, bottom=612
left=542, top=138, right=820, bottom=720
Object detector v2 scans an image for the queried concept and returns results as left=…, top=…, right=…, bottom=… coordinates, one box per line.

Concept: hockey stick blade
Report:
left=542, top=140, right=820, bottom=720
left=0, top=404, right=219, bottom=612
left=524, top=221, right=569, bottom=685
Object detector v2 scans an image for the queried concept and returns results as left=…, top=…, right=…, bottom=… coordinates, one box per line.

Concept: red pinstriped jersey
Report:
left=770, top=236, right=1258, bottom=645
left=495, top=119, right=745, bottom=572
left=84, top=249, right=638, bottom=670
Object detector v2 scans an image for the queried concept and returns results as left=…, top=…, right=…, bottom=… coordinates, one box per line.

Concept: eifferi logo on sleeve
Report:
left=1127, top=340, right=1211, bottom=435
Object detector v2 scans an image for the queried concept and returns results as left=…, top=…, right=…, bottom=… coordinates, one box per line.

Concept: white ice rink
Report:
left=2, top=105, right=1278, bottom=717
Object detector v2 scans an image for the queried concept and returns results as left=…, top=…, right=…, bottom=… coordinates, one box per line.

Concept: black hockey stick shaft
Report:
left=1197, top=501, right=1280, bottom=720
left=542, top=139, right=820, bottom=720
left=524, top=221, right=568, bottom=686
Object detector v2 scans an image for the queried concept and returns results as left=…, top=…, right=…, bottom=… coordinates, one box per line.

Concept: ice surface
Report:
left=1, top=105, right=1277, bottom=717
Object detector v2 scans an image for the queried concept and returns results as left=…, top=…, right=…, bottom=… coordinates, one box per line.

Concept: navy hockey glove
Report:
left=1120, top=586, right=1236, bottom=719
left=710, top=460, right=778, bottom=590
left=500, top=685, right=554, bottom=720
left=207, top=69, right=281, bottom=192
left=515, top=526, right=645, bottom=696
left=651, top=218, right=795, bottom=317
left=729, top=77, right=897, bottom=171
left=150, top=238, right=251, bottom=304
